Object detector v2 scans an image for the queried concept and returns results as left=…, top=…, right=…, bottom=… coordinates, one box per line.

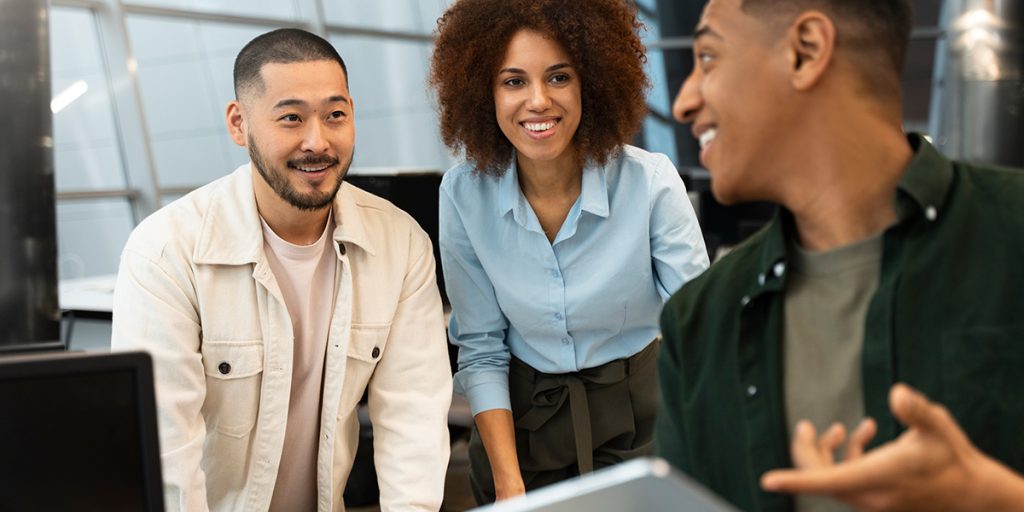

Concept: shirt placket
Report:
left=547, top=245, right=574, bottom=371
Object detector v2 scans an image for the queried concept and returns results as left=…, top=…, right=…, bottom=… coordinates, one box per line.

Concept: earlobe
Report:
left=786, top=11, right=835, bottom=91
left=225, top=100, right=247, bottom=147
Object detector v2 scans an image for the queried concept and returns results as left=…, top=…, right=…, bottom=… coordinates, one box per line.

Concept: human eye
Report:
left=328, top=110, right=346, bottom=120
left=502, top=77, right=525, bottom=87
left=695, top=48, right=716, bottom=70
left=549, top=73, right=572, bottom=85
left=279, top=113, right=301, bottom=123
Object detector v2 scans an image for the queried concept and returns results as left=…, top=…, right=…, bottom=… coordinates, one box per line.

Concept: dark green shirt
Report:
left=656, top=135, right=1024, bottom=512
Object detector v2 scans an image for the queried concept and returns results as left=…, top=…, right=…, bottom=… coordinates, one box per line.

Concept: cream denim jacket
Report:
left=111, top=164, right=452, bottom=511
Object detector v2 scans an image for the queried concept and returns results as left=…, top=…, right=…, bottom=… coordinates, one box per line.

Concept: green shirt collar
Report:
left=750, top=134, right=953, bottom=295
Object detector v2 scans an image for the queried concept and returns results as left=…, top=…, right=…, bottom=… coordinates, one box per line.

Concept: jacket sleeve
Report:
left=648, top=154, right=710, bottom=300
left=655, top=303, right=693, bottom=473
left=367, top=227, right=452, bottom=511
left=111, top=247, right=210, bottom=512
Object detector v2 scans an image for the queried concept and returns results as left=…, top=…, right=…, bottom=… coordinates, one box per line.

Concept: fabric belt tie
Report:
left=512, top=343, right=653, bottom=475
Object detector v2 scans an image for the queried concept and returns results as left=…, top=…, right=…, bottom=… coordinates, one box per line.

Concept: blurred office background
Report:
left=4, top=0, right=1019, bottom=350
left=45, top=0, right=963, bottom=280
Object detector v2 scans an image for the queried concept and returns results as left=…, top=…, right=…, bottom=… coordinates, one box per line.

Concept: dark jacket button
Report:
left=371, top=347, right=380, bottom=358
left=338, top=243, right=346, bottom=255
left=218, top=362, right=231, bottom=375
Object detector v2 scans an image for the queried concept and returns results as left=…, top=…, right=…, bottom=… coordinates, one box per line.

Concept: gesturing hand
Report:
left=761, top=383, right=1024, bottom=511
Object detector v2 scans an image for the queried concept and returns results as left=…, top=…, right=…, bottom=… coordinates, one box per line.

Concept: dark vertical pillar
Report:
left=0, top=0, right=60, bottom=347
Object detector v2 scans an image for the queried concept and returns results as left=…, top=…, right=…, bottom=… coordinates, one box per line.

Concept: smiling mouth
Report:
left=288, top=159, right=337, bottom=173
left=523, top=120, right=558, bottom=132
left=699, top=128, right=717, bottom=150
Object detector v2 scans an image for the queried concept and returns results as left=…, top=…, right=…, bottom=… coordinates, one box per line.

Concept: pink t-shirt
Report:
left=261, top=214, right=337, bottom=512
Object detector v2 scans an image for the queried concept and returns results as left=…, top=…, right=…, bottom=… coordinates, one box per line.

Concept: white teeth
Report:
left=297, top=164, right=330, bottom=172
left=699, top=128, right=717, bottom=150
left=524, top=121, right=556, bottom=132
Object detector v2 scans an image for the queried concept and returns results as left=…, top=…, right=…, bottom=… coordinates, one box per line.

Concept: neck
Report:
left=516, top=148, right=582, bottom=199
left=253, top=173, right=332, bottom=246
left=780, top=99, right=913, bottom=251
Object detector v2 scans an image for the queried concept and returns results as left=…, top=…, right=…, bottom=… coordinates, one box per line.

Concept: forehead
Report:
left=257, top=60, right=349, bottom=100
left=697, top=0, right=768, bottom=43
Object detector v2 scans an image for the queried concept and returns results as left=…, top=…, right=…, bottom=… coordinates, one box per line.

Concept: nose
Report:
left=673, top=68, right=703, bottom=124
left=527, top=83, right=553, bottom=112
left=300, top=119, right=330, bottom=153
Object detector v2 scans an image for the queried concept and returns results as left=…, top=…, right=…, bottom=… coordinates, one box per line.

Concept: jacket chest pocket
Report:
left=201, top=341, right=264, bottom=438
left=339, top=324, right=391, bottom=411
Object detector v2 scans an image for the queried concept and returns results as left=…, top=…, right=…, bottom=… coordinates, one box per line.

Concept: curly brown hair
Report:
left=429, top=0, right=649, bottom=175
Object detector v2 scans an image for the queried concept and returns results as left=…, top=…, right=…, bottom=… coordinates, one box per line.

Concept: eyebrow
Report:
left=693, top=25, right=723, bottom=42
left=272, top=95, right=350, bottom=109
left=497, top=62, right=573, bottom=75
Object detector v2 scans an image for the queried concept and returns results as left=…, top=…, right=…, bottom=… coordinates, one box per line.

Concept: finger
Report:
left=817, top=423, right=847, bottom=463
left=844, top=418, right=877, bottom=460
left=761, top=450, right=898, bottom=495
left=890, top=383, right=969, bottom=447
left=791, top=420, right=822, bottom=468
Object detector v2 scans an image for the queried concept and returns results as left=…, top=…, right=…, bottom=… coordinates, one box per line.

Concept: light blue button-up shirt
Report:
left=439, top=145, right=709, bottom=415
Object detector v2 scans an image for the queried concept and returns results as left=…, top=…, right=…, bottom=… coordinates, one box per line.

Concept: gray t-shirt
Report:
left=784, top=232, right=883, bottom=512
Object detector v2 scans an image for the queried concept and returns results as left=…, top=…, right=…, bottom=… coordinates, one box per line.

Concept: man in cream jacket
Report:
left=111, top=28, right=451, bottom=511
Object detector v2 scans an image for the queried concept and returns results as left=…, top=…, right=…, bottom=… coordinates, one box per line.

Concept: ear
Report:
left=785, top=11, right=835, bottom=91
left=225, top=99, right=247, bottom=147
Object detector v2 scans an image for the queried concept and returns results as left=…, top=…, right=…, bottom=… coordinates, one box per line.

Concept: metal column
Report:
left=929, top=0, right=1024, bottom=167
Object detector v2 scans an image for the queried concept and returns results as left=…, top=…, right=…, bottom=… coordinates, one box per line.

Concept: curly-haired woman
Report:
left=429, top=0, right=709, bottom=503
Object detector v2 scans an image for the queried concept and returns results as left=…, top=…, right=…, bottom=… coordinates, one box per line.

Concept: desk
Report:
left=59, top=274, right=116, bottom=320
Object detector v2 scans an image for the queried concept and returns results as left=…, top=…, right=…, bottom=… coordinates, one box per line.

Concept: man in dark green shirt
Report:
left=657, top=0, right=1024, bottom=511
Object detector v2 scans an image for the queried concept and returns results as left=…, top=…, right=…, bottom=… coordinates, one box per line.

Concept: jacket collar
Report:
left=747, top=134, right=954, bottom=299
left=496, top=153, right=611, bottom=224
left=194, top=163, right=376, bottom=265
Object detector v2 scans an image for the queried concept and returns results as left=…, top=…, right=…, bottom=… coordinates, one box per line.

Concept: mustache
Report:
left=287, top=155, right=340, bottom=168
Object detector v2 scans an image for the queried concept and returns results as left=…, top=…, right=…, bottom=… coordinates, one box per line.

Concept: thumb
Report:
left=889, top=383, right=967, bottom=445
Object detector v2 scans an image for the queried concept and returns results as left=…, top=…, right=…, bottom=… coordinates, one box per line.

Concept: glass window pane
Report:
left=324, top=0, right=447, bottom=33
left=124, top=0, right=300, bottom=21
left=56, top=199, right=135, bottom=279
left=330, top=35, right=452, bottom=171
left=126, top=15, right=260, bottom=188
left=49, top=7, right=129, bottom=191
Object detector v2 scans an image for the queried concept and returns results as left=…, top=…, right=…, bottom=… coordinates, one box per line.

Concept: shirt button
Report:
left=773, top=262, right=785, bottom=278
left=925, top=205, right=938, bottom=221
left=554, top=312, right=563, bottom=320
left=551, top=270, right=560, bottom=278
left=218, top=362, right=231, bottom=375
left=747, top=385, right=757, bottom=397
left=740, top=295, right=751, bottom=307
left=561, top=337, right=571, bottom=345
left=757, top=273, right=766, bottom=286
left=371, top=346, right=380, bottom=358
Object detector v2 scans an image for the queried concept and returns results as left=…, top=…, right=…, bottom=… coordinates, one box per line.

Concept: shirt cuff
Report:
left=457, top=372, right=511, bottom=416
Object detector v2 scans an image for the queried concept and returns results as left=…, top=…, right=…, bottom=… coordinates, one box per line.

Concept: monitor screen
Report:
left=0, top=351, right=164, bottom=512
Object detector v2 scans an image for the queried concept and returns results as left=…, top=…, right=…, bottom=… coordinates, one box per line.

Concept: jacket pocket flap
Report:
left=347, top=323, right=391, bottom=363
left=202, top=341, right=264, bottom=379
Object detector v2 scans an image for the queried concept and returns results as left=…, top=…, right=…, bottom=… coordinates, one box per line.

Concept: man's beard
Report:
left=247, top=132, right=352, bottom=211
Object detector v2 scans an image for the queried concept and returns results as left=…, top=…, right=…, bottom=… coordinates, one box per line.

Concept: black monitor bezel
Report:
left=0, top=350, right=165, bottom=512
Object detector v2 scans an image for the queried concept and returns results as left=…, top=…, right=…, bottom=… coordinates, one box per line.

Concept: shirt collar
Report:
left=194, top=164, right=375, bottom=265
left=748, top=133, right=953, bottom=297
left=495, top=153, right=611, bottom=220
left=893, top=133, right=954, bottom=222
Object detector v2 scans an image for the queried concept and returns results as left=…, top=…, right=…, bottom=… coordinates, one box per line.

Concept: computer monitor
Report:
left=472, top=457, right=737, bottom=512
left=0, top=351, right=165, bottom=512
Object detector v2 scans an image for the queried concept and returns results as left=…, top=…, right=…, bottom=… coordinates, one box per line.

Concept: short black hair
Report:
left=742, top=0, right=911, bottom=96
left=233, top=28, right=348, bottom=100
